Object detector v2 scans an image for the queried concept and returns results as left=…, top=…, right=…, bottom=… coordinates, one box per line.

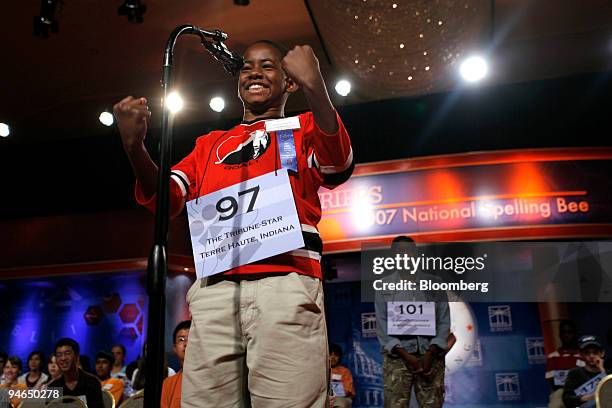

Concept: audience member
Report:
left=329, top=344, right=355, bottom=408
left=161, top=320, right=191, bottom=408
left=47, top=337, right=104, bottom=408
left=111, top=344, right=128, bottom=380
left=95, top=351, right=124, bottom=405
left=375, top=236, right=450, bottom=408
left=43, top=353, right=62, bottom=386
left=0, top=356, right=27, bottom=407
left=18, top=350, right=48, bottom=389
left=562, top=335, right=611, bottom=407
left=545, top=320, right=583, bottom=408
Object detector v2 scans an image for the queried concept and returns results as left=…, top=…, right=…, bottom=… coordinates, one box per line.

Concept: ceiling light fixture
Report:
left=0, top=123, right=10, bottom=137
left=459, top=55, right=488, bottom=83
left=33, top=0, right=60, bottom=38
left=99, top=111, right=114, bottom=127
left=334, top=79, right=351, bottom=97
left=234, top=0, right=250, bottom=5
left=209, top=97, right=225, bottom=113
left=118, top=0, right=147, bottom=23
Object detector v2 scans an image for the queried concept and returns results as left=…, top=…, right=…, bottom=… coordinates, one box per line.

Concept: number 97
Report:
left=216, top=186, right=259, bottom=221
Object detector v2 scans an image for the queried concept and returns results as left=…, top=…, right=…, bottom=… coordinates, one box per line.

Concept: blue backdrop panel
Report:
left=325, top=282, right=550, bottom=408
left=0, top=271, right=195, bottom=372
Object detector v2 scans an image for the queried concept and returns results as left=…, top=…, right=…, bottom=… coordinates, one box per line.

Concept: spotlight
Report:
left=0, top=123, right=10, bottom=137
left=166, top=92, right=184, bottom=114
left=234, top=0, right=250, bottom=5
left=118, top=0, right=146, bottom=23
left=209, top=97, right=225, bottom=113
left=459, top=55, right=488, bottom=83
left=33, top=0, right=60, bottom=38
left=99, top=111, right=114, bottom=127
left=334, top=79, right=351, bottom=97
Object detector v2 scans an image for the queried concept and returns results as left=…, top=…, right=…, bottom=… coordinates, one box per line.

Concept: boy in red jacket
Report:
left=114, top=40, right=353, bottom=407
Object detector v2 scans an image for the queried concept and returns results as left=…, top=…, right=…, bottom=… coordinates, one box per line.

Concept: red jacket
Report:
left=136, top=111, right=353, bottom=279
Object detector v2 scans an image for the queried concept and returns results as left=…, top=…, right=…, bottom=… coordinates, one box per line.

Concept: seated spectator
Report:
left=47, top=337, right=104, bottom=408
left=111, top=344, right=128, bottom=380
left=18, top=350, right=48, bottom=389
left=42, top=353, right=62, bottom=387
left=329, top=344, right=355, bottom=408
left=546, top=320, right=583, bottom=408
left=0, top=351, right=7, bottom=385
left=95, top=351, right=124, bottom=405
left=562, top=335, right=611, bottom=407
left=0, top=356, right=27, bottom=407
left=161, top=320, right=191, bottom=408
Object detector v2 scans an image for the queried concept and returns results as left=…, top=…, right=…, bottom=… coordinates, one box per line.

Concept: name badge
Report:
left=387, top=302, right=436, bottom=336
left=265, top=116, right=301, bottom=132
left=186, top=170, right=305, bottom=278
left=553, top=369, right=569, bottom=386
left=331, top=381, right=346, bottom=397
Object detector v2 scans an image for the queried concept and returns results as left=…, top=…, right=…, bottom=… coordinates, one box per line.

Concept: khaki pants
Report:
left=548, top=388, right=565, bottom=408
left=181, top=272, right=328, bottom=408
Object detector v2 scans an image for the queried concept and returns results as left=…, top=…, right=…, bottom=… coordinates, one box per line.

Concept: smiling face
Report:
left=56, top=346, right=78, bottom=373
left=3, top=361, right=20, bottom=384
left=238, top=42, right=296, bottom=119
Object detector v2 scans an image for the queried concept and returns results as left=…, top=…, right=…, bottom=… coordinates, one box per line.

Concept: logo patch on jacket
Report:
left=215, top=129, right=271, bottom=165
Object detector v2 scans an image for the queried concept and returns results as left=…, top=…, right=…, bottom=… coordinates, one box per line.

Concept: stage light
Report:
left=234, top=0, right=250, bottom=5
left=335, top=79, right=351, bottom=97
left=459, top=56, right=488, bottom=83
left=99, top=111, right=114, bottom=127
left=166, top=92, right=184, bottom=113
left=209, top=97, right=225, bottom=113
left=118, top=0, right=147, bottom=23
left=0, top=123, right=10, bottom=137
left=33, top=0, right=60, bottom=38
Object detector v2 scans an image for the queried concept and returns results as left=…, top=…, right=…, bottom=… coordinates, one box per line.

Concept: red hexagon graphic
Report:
left=84, top=305, right=104, bottom=326
left=118, top=303, right=140, bottom=324
left=102, top=293, right=122, bottom=313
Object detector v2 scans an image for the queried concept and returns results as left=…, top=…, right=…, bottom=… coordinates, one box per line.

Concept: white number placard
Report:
left=387, top=302, right=436, bottom=336
left=186, top=170, right=304, bottom=278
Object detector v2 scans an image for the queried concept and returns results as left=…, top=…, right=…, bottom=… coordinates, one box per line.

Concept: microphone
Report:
left=198, top=29, right=244, bottom=76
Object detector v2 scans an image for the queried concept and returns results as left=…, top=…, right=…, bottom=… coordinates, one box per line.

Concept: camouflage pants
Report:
left=383, top=352, right=445, bottom=408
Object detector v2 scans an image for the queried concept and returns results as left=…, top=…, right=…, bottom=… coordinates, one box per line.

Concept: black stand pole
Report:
left=143, top=24, right=235, bottom=408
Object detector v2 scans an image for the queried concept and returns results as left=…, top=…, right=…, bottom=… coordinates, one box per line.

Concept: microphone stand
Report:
left=144, top=24, right=240, bottom=408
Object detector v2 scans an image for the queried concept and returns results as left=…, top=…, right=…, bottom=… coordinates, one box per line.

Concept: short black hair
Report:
left=173, top=320, right=192, bottom=343
left=0, top=350, right=7, bottom=362
left=329, top=343, right=343, bottom=359
left=28, top=350, right=45, bottom=364
left=7, top=356, right=23, bottom=372
left=95, top=351, right=114, bottom=365
left=391, top=235, right=417, bottom=253
left=244, top=40, right=289, bottom=58
left=55, top=338, right=80, bottom=355
left=112, top=344, right=126, bottom=355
